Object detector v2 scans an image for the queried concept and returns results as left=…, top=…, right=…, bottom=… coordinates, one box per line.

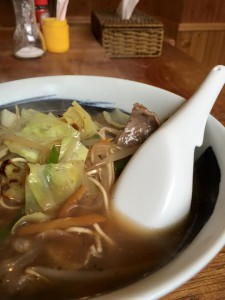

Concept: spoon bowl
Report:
left=113, top=65, right=225, bottom=228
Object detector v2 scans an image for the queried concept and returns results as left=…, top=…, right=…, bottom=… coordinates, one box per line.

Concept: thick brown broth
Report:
left=0, top=100, right=221, bottom=300
left=0, top=213, right=186, bottom=299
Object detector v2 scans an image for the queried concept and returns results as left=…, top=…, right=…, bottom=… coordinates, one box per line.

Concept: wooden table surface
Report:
left=0, top=22, right=225, bottom=299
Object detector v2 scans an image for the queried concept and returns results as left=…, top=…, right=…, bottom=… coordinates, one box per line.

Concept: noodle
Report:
left=87, top=176, right=110, bottom=212
left=98, top=127, right=120, bottom=139
left=93, top=223, right=115, bottom=247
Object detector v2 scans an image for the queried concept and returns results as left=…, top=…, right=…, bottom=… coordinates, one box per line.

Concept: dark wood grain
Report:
left=113, top=42, right=225, bottom=126
left=0, top=22, right=225, bottom=300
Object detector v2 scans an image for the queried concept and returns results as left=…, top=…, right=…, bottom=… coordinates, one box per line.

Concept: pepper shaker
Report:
left=35, top=0, right=50, bottom=30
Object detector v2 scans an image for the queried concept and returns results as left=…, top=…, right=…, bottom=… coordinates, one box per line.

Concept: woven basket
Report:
left=91, top=10, right=164, bottom=58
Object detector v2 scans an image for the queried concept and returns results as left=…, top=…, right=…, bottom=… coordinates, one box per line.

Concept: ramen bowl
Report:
left=0, top=76, right=225, bottom=299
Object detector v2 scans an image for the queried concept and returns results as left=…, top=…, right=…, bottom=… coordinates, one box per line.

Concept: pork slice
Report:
left=117, top=103, right=160, bottom=147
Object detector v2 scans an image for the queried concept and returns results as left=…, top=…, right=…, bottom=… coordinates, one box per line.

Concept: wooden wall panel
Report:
left=176, top=31, right=209, bottom=63
left=157, top=0, right=225, bottom=23
left=1, top=0, right=224, bottom=26
left=181, top=0, right=225, bottom=22
left=202, top=31, right=225, bottom=67
left=176, top=29, right=225, bottom=69
left=0, top=0, right=159, bottom=27
left=218, top=33, right=225, bottom=63
left=66, top=0, right=119, bottom=16
left=0, top=0, right=15, bottom=27
left=66, top=0, right=159, bottom=17
left=157, top=0, right=225, bottom=69
left=158, top=0, right=184, bottom=22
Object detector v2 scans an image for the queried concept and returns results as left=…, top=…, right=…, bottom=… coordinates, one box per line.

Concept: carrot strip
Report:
left=17, top=214, right=106, bottom=236
left=58, top=185, right=87, bottom=218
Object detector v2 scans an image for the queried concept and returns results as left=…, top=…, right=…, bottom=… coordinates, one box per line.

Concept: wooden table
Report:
left=0, top=22, right=225, bottom=300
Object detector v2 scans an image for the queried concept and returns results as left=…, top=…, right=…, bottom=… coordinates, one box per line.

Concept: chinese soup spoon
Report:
left=113, top=65, right=225, bottom=228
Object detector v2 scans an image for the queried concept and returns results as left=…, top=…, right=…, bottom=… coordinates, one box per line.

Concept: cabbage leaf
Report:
left=2, top=106, right=90, bottom=216
left=26, top=161, right=84, bottom=213
left=62, top=101, right=98, bottom=140
left=4, top=110, right=80, bottom=163
left=4, top=140, right=41, bottom=163
left=18, top=111, right=79, bottom=143
left=103, top=109, right=129, bottom=129
left=59, top=136, right=88, bottom=163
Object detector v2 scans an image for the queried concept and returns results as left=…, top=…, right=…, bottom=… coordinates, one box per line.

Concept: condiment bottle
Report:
left=12, top=0, right=45, bottom=59
left=35, top=0, right=50, bottom=29
left=42, top=18, right=69, bottom=53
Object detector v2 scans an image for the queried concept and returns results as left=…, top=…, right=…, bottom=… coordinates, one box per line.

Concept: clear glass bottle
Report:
left=12, top=0, right=45, bottom=59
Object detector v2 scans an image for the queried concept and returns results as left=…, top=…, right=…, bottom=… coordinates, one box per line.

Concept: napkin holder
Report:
left=91, top=9, right=164, bottom=58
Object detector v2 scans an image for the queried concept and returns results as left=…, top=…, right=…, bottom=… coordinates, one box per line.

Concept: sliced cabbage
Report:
left=25, top=179, right=43, bottom=214
left=25, top=161, right=84, bottom=213
left=0, top=144, right=8, bottom=159
left=59, top=136, right=88, bottom=163
left=62, top=101, right=98, bottom=140
left=0, top=109, right=17, bottom=128
left=103, top=109, right=129, bottom=129
left=20, top=108, right=46, bottom=123
left=1, top=105, right=91, bottom=217
left=3, top=110, right=80, bottom=163
left=17, top=111, right=79, bottom=144
left=4, top=140, right=40, bottom=163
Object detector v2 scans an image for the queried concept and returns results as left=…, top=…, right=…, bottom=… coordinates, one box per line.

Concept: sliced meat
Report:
left=117, top=103, right=160, bottom=147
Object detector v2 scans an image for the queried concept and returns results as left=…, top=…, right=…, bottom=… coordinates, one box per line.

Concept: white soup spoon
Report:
left=113, top=65, right=225, bottom=229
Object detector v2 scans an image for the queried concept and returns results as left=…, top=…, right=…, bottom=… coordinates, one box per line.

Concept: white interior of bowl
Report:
left=0, top=76, right=225, bottom=300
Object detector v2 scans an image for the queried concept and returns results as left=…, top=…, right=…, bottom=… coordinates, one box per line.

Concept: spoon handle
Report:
left=164, top=65, right=225, bottom=148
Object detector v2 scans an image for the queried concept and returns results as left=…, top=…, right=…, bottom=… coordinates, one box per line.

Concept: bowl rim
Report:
left=0, top=75, right=225, bottom=300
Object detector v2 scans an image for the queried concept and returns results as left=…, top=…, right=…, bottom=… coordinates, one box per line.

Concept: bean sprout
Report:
left=93, top=223, right=115, bottom=247
left=88, top=176, right=109, bottom=212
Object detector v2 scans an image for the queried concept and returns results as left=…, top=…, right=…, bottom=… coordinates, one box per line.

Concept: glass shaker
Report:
left=12, top=0, right=45, bottom=59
